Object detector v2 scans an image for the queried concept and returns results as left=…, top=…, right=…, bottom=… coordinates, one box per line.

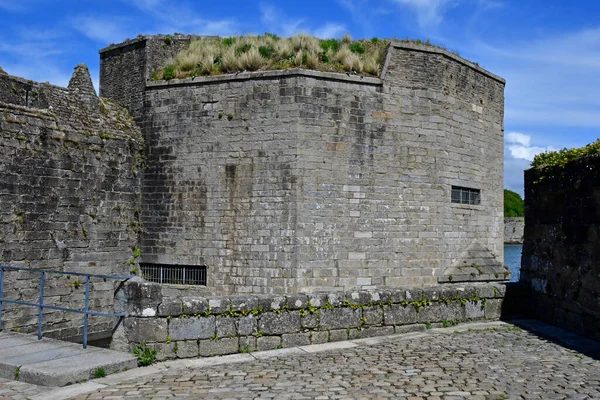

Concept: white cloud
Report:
left=505, top=132, right=555, bottom=161
left=391, top=0, right=453, bottom=27
left=260, top=3, right=346, bottom=38
left=313, top=23, right=346, bottom=39
left=71, top=16, right=130, bottom=44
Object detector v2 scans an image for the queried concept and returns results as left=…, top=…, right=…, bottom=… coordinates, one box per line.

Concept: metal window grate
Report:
left=140, top=264, right=207, bottom=286
left=451, top=186, right=481, bottom=205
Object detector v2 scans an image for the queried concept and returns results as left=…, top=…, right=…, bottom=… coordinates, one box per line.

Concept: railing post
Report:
left=83, top=275, right=90, bottom=349
left=37, top=271, right=45, bottom=340
left=0, top=267, right=4, bottom=330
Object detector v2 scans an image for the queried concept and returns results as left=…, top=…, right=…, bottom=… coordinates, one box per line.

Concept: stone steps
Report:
left=0, top=331, right=137, bottom=387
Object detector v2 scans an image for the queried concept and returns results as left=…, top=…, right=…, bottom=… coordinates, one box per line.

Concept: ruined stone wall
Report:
left=0, top=66, right=143, bottom=340
left=504, top=217, right=524, bottom=244
left=112, top=278, right=506, bottom=360
left=99, top=39, right=506, bottom=295
left=522, top=156, right=600, bottom=340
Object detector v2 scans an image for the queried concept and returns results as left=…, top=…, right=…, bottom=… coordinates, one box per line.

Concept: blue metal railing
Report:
left=0, top=265, right=133, bottom=349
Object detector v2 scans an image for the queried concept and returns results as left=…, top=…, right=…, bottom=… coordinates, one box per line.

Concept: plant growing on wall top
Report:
left=531, top=138, right=600, bottom=168
left=154, top=33, right=391, bottom=80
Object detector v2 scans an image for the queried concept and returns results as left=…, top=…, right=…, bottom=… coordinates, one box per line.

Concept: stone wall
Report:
left=504, top=217, right=524, bottom=244
left=112, top=277, right=506, bottom=360
left=521, top=155, right=600, bottom=340
left=0, top=65, right=143, bottom=339
left=99, top=38, right=507, bottom=294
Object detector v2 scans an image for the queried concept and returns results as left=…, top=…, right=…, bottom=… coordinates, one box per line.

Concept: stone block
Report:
left=310, top=331, right=329, bottom=344
left=356, top=326, right=394, bottom=338
left=123, top=278, right=162, bottom=317
left=417, top=302, right=465, bottom=324
left=394, top=324, right=426, bottom=334
left=363, top=306, right=383, bottom=325
left=388, top=288, right=406, bottom=303
left=158, top=298, right=183, bottom=317
left=216, top=316, right=237, bottom=338
left=257, top=336, right=281, bottom=351
left=485, top=299, right=503, bottom=320
left=154, top=342, right=176, bottom=361
left=465, top=300, right=485, bottom=320
left=169, top=316, right=215, bottom=340
left=384, top=305, right=417, bottom=325
left=328, top=329, right=350, bottom=342
left=257, top=295, right=286, bottom=311
left=237, top=315, right=257, bottom=336
left=301, top=311, right=319, bottom=329
left=207, top=297, right=230, bottom=314
left=229, top=295, right=258, bottom=312
left=199, top=338, right=238, bottom=357
left=306, top=293, right=327, bottom=308
left=124, top=317, right=168, bottom=342
left=320, top=308, right=361, bottom=330
left=282, top=332, right=310, bottom=347
left=259, top=311, right=301, bottom=335
left=345, top=291, right=370, bottom=306
left=175, top=340, right=198, bottom=358
left=286, top=294, right=308, bottom=310
left=326, top=292, right=345, bottom=307
left=239, top=336, right=257, bottom=352
left=181, top=297, right=208, bottom=315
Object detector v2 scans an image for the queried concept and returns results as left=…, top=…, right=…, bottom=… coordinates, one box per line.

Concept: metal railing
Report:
left=0, top=265, right=133, bottom=349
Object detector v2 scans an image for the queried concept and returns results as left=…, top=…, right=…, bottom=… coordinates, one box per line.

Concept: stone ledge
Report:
left=113, top=281, right=508, bottom=360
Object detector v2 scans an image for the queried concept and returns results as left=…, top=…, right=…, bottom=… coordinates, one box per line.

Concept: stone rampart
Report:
left=521, top=155, right=600, bottom=340
left=504, top=217, right=524, bottom=244
left=0, top=65, right=143, bottom=339
left=112, top=277, right=506, bottom=360
left=100, top=38, right=507, bottom=294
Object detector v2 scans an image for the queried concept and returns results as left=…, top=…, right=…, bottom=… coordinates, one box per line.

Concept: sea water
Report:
left=504, top=245, right=522, bottom=282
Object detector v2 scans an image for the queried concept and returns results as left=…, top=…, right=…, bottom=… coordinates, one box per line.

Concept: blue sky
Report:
left=1, top=0, right=599, bottom=197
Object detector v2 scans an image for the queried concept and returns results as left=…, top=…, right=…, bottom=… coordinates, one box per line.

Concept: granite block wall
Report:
left=112, top=277, right=507, bottom=360
left=504, top=217, right=524, bottom=244
left=521, top=156, right=600, bottom=340
left=99, top=38, right=507, bottom=295
left=0, top=65, right=143, bottom=339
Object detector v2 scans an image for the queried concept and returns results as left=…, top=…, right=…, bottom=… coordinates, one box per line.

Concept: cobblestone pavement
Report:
left=70, top=324, right=599, bottom=400
left=1, top=322, right=598, bottom=399
left=0, top=378, right=48, bottom=400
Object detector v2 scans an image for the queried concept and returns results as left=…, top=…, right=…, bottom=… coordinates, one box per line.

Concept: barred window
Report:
left=140, top=264, right=207, bottom=286
left=451, top=186, right=481, bottom=205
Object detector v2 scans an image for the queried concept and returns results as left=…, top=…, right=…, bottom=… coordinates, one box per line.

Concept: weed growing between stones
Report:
left=133, top=342, right=157, bottom=366
left=92, top=367, right=106, bottom=378
left=14, top=366, right=20, bottom=380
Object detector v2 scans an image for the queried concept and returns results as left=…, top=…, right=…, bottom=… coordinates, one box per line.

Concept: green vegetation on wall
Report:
left=158, top=33, right=390, bottom=80
left=531, top=139, right=600, bottom=168
left=504, top=189, right=524, bottom=217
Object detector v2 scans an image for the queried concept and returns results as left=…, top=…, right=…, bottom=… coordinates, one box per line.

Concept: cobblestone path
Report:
left=67, top=324, right=599, bottom=400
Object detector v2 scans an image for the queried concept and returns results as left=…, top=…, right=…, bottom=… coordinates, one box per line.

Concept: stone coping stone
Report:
left=123, top=280, right=507, bottom=318
left=0, top=332, right=137, bottom=387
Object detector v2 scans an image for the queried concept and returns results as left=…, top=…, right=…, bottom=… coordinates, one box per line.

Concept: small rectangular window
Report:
left=140, top=264, right=207, bottom=286
left=451, top=186, right=480, bottom=205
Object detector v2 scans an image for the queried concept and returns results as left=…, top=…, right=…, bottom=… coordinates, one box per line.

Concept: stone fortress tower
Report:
left=99, top=34, right=507, bottom=294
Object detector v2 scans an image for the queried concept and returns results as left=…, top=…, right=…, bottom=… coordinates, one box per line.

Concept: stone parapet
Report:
left=112, top=278, right=507, bottom=360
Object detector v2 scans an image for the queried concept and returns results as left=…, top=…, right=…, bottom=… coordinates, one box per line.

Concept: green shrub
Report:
left=163, top=65, right=176, bottom=80
left=504, top=189, right=524, bottom=217
left=531, top=139, right=600, bottom=168
left=349, top=42, right=365, bottom=54
left=222, top=37, right=236, bottom=47
left=133, top=342, right=157, bottom=366
left=320, top=39, right=341, bottom=53
left=258, top=45, right=273, bottom=58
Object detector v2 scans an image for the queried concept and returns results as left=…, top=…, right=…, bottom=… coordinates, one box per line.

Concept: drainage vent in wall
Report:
left=139, top=264, right=207, bottom=286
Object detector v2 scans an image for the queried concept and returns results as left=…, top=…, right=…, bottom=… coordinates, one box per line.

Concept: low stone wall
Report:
left=504, top=217, right=524, bottom=244
left=112, top=278, right=506, bottom=360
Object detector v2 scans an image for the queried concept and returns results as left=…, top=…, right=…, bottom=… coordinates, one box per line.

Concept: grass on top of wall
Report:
left=154, top=33, right=392, bottom=80
left=531, top=139, right=600, bottom=168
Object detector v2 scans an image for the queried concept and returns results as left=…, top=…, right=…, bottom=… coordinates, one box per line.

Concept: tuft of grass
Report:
left=92, top=367, right=106, bottom=379
left=157, top=33, right=390, bottom=79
